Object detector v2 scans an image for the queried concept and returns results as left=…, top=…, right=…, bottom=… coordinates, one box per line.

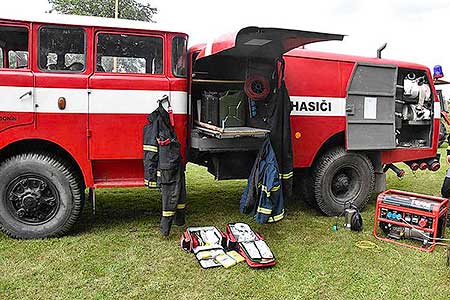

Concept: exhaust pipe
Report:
left=383, top=164, right=405, bottom=178
left=405, top=161, right=420, bottom=171
left=377, top=42, right=387, bottom=58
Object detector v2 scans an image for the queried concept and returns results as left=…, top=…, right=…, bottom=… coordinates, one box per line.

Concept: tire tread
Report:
left=0, top=152, right=83, bottom=239
left=313, top=147, right=374, bottom=216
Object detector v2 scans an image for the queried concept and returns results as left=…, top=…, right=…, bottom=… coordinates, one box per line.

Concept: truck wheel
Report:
left=0, top=152, right=83, bottom=239
left=313, top=147, right=374, bottom=216
left=439, top=121, right=447, bottom=147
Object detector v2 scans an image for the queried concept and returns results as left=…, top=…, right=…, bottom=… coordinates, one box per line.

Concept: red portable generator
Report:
left=373, top=189, right=448, bottom=252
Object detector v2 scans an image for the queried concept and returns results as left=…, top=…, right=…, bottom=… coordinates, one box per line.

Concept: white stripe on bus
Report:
left=0, top=86, right=188, bottom=114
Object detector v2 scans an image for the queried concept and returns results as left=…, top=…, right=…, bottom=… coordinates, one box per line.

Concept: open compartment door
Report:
left=196, top=27, right=344, bottom=60
left=346, top=63, right=398, bottom=150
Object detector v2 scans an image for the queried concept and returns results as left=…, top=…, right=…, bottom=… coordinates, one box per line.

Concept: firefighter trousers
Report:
left=160, top=164, right=187, bottom=235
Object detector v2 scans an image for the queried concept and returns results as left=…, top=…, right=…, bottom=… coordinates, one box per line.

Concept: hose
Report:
left=244, top=74, right=270, bottom=100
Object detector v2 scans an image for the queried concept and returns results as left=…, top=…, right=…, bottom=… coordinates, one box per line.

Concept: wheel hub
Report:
left=333, top=173, right=350, bottom=194
left=22, top=194, right=39, bottom=211
left=6, top=175, right=59, bottom=224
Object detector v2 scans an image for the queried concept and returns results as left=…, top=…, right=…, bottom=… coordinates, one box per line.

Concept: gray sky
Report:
left=3, top=0, right=450, bottom=96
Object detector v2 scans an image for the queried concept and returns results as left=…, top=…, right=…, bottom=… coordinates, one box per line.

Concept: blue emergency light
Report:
left=434, top=65, right=444, bottom=79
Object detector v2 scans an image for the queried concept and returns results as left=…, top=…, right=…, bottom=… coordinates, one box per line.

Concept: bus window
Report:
left=96, top=33, right=163, bottom=74
left=0, top=26, right=29, bottom=69
left=39, top=26, right=86, bottom=72
left=172, top=36, right=187, bottom=77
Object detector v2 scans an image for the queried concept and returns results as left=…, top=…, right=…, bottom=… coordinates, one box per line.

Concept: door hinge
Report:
left=87, top=129, right=92, bottom=138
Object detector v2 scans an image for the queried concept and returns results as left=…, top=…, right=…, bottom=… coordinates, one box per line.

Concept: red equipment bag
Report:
left=180, top=226, right=228, bottom=253
left=180, top=226, right=231, bottom=269
left=226, top=223, right=276, bottom=268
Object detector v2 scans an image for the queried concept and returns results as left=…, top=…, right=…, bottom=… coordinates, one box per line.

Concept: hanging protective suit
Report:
left=143, top=100, right=187, bottom=236
left=240, top=137, right=285, bottom=223
left=268, top=79, right=293, bottom=201
left=246, top=59, right=293, bottom=203
left=240, top=59, right=293, bottom=223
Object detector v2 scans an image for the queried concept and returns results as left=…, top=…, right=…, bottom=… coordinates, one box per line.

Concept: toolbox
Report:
left=219, top=90, right=247, bottom=128
left=200, top=90, right=247, bottom=128
left=373, top=189, right=448, bottom=252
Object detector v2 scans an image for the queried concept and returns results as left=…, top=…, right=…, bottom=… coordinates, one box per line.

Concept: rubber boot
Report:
left=160, top=216, right=173, bottom=236
left=174, top=210, right=186, bottom=226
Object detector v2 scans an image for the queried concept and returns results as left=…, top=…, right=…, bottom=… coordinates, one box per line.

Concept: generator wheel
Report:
left=293, top=168, right=316, bottom=207
left=313, top=147, right=374, bottom=216
left=0, top=152, right=84, bottom=239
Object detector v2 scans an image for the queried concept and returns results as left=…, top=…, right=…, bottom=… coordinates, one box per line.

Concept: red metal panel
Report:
left=285, top=56, right=343, bottom=97
left=89, top=113, right=187, bottom=160
left=0, top=71, right=34, bottom=132
left=0, top=113, right=93, bottom=186
left=291, top=116, right=346, bottom=168
left=286, top=49, right=430, bottom=72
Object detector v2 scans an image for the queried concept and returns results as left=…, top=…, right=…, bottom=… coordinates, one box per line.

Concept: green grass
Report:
left=1, top=148, right=450, bottom=300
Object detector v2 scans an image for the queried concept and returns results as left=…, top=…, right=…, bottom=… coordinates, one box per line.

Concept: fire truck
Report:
left=0, top=14, right=441, bottom=239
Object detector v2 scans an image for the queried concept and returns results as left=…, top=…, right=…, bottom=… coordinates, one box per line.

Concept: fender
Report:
left=0, top=131, right=93, bottom=187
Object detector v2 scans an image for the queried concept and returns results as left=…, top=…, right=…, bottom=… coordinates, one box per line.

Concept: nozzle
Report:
left=383, top=164, right=405, bottom=178
left=405, top=161, right=420, bottom=171
left=425, top=158, right=440, bottom=171
left=419, top=162, right=428, bottom=170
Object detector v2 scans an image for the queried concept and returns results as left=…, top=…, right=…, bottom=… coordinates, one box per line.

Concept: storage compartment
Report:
left=188, top=27, right=345, bottom=178
left=189, top=56, right=275, bottom=177
left=395, top=68, right=433, bottom=148
left=346, top=64, right=434, bottom=150
left=191, top=55, right=275, bottom=141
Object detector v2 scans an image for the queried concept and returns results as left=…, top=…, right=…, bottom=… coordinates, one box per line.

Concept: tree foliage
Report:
left=48, top=0, right=157, bottom=22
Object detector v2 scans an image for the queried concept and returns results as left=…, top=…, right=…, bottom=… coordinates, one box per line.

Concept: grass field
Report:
left=1, top=148, right=450, bottom=300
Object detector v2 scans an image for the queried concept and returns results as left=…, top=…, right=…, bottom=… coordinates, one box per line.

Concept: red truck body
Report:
left=0, top=14, right=440, bottom=238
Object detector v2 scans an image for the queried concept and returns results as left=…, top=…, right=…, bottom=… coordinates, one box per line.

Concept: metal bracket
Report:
left=89, top=187, right=96, bottom=215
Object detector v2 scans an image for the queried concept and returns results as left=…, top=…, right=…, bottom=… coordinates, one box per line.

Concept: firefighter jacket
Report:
left=240, top=137, right=285, bottom=223
left=143, top=101, right=186, bottom=218
left=246, top=60, right=293, bottom=202
left=269, top=79, right=294, bottom=202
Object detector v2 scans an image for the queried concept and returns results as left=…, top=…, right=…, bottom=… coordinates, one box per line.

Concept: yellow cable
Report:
left=355, top=240, right=383, bottom=252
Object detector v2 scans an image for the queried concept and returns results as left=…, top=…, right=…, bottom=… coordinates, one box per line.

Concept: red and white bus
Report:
left=0, top=14, right=440, bottom=238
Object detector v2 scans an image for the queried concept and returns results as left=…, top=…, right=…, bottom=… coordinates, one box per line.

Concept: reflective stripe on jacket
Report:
left=240, top=137, right=285, bottom=224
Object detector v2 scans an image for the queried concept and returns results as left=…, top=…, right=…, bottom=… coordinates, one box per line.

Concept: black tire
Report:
left=439, top=121, right=447, bottom=147
left=313, top=147, right=374, bottom=216
left=0, top=152, right=83, bottom=239
left=293, top=168, right=316, bottom=207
